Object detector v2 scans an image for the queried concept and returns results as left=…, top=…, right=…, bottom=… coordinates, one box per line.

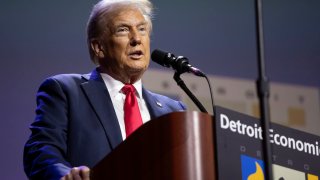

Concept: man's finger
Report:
left=61, top=172, right=73, bottom=180
left=79, top=166, right=90, bottom=180
left=70, top=167, right=82, bottom=180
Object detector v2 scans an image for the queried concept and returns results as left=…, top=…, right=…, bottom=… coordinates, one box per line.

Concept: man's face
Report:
left=99, top=7, right=151, bottom=83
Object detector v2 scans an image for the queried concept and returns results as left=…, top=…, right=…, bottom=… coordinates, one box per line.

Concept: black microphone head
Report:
left=151, top=49, right=173, bottom=68
left=151, top=49, right=205, bottom=76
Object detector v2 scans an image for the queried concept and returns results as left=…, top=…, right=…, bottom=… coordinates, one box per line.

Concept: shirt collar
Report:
left=100, top=73, right=143, bottom=98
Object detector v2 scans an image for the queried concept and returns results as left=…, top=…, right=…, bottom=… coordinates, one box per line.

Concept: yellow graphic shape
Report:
left=248, top=162, right=264, bottom=180
left=308, top=174, right=319, bottom=180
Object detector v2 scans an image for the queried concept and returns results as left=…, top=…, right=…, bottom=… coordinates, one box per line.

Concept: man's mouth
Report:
left=128, top=50, right=143, bottom=59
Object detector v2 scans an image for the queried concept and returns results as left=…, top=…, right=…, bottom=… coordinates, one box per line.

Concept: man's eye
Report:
left=116, top=27, right=129, bottom=33
left=139, top=27, right=146, bottom=31
left=138, top=26, right=148, bottom=35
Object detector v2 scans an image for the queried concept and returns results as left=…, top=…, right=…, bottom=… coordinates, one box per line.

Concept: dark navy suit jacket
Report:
left=23, top=69, right=186, bottom=179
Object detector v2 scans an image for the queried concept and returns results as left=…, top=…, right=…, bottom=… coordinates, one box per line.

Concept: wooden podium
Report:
left=91, top=111, right=216, bottom=180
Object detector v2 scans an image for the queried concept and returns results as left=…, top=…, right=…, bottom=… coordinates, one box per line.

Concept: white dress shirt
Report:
left=100, top=73, right=151, bottom=140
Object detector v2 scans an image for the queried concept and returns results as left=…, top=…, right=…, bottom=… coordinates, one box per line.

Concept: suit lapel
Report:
left=80, top=69, right=122, bottom=149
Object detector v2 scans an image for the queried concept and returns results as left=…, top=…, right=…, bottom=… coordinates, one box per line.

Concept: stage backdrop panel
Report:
left=143, top=69, right=320, bottom=136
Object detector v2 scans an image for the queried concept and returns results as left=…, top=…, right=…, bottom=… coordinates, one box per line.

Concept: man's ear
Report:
left=90, top=39, right=105, bottom=58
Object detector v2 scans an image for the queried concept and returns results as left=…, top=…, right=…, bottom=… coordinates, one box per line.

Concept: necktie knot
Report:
left=122, top=84, right=135, bottom=95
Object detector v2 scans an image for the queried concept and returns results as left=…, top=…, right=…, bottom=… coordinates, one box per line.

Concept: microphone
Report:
left=151, top=49, right=205, bottom=77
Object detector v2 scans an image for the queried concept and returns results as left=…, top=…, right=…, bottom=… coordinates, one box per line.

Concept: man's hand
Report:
left=60, top=166, right=90, bottom=180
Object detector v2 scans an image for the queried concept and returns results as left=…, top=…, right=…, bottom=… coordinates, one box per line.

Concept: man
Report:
left=23, top=0, right=186, bottom=179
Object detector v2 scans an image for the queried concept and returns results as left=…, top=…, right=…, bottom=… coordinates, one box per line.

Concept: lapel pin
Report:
left=156, top=101, right=162, bottom=107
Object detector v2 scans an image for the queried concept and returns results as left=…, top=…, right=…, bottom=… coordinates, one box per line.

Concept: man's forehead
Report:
left=112, top=20, right=148, bottom=27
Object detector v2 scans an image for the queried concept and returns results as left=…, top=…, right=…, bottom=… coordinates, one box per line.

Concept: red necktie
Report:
left=122, top=84, right=143, bottom=137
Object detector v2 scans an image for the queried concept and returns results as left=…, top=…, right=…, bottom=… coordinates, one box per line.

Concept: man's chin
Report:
left=126, top=66, right=147, bottom=77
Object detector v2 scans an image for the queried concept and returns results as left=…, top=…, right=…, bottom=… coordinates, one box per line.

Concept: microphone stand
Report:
left=173, top=72, right=208, bottom=113
left=255, top=0, right=273, bottom=179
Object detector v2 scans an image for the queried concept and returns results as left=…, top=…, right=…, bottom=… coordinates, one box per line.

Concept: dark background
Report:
left=0, top=0, right=319, bottom=179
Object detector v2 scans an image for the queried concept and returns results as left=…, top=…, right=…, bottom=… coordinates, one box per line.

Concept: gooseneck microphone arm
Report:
left=173, top=72, right=208, bottom=113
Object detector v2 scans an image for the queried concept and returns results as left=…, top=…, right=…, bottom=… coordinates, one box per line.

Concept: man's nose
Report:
left=130, top=29, right=142, bottom=46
